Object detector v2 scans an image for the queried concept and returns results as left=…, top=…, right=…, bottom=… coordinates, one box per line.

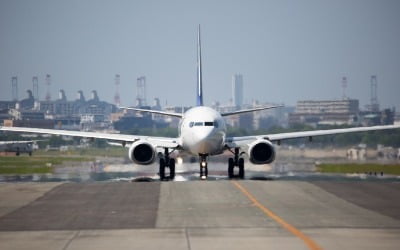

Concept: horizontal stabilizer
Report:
left=221, top=105, right=284, bottom=117
left=119, top=106, right=183, bottom=118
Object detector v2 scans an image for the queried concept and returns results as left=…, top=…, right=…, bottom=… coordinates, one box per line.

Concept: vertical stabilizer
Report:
left=197, top=25, right=204, bottom=106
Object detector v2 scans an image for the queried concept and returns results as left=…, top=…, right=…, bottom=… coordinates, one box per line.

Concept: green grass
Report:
left=75, top=147, right=126, bottom=157
left=0, top=166, right=53, bottom=174
left=0, top=155, right=95, bottom=174
left=317, top=163, right=400, bottom=175
left=34, top=147, right=126, bottom=158
left=0, top=147, right=126, bottom=174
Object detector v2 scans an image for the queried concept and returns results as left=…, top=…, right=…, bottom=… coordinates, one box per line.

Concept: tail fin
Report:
left=196, top=25, right=204, bottom=106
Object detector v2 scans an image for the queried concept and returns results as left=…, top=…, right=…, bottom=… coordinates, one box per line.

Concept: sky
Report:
left=0, top=0, right=399, bottom=110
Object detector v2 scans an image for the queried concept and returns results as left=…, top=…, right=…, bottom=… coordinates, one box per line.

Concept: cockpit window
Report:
left=189, top=121, right=219, bottom=128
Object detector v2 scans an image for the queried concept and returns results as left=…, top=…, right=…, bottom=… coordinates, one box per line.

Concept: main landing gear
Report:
left=199, top=154, right=208, bottom=180
left=228, top=148, right=245, bottom=179
left=159, top=148, right=175, bottom=180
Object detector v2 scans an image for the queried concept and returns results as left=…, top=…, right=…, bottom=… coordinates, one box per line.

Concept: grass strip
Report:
left=317, top=163, right=400, bottom=175
left=0, top=155, right=95, bottom=174
left=34, top=147, right=126, bottom=157
left=0, top=166, right=53, bottom=174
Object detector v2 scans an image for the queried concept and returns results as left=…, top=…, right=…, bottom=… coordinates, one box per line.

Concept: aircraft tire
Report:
left=238, top=158, right=245, bottom=179
left=228, top=158, right=234, bottom=178
left=159, top=158, right=166, bottom=180
left=169, top=158, right=175, bottom=179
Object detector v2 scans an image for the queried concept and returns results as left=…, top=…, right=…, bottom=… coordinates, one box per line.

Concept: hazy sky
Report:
left=1, top=0, right=399, bottom=110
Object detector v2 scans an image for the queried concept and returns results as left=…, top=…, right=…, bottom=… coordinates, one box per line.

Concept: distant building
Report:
left=232, top=74, right=243, bottom=108
left=377, top=144, right=398, bottom=159
left=360, top=108, right=395, bottom=126
left=0, top=109, right=12, bottom=124
left=18, top=90, right=35, bottom=110
left=163, top=106, right=191, bottom=128
left=289, top=99, right=360, bottom=126
left=80, top=114, right=107, bottom=131
left=3, top=119, right=53, bottom=129
left=211, top=100, right=287, bottom=130
left=0, top=101, right=16, bottom=110
left=0, top=90, right=34, bottom=111
left=239, top=113, right=253, bottom=129
left=113, top=114, right=153, bottom=131
left=8, top=109, right=45, bottom=120
left=347, top=144, right=367, bottom=161
left=1, top=88, right=117, bottom=131
left=395, top=112, right=400, bottom=126
left=251, top=101, right=289, bottom=129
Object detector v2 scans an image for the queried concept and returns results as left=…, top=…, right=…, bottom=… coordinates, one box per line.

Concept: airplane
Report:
left=0, top=140, right=37, bottom=156
left=1, top=25, right=400, bottom=180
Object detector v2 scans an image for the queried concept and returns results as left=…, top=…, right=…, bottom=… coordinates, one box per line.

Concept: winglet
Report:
left=197, top=25, right=204, bottom=106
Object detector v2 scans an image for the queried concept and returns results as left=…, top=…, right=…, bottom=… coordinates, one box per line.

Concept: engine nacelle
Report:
left=248, top=139, right=276, bottom=164
left=128, top=140, right=156, bottom=165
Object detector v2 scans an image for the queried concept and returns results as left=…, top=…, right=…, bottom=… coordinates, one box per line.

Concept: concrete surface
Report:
left=0, top=180, right=399, bottom=250
left=0, top=182, right=62, bottom=217
left=0, top=182, right=160, bottom=230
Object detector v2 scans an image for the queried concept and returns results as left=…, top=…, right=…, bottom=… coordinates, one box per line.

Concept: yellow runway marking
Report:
left=232, top=181, right=322, bottom=250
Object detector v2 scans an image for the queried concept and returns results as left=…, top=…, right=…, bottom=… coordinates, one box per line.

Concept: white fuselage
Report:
left=180, top=106, right=226, bottom=156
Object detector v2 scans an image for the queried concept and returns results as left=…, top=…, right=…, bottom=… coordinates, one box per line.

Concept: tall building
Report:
left=232, top=74, right=243, bottom=108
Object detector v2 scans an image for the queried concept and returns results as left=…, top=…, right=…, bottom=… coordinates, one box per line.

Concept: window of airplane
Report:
left=204, top=122, right=214, bottom=126
left=189, top=122, right=194, bottom=128
left=194, top=122, right=203, bottom=126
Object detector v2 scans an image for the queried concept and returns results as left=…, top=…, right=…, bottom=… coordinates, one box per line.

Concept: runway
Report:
left=0, top=180, right=399, bottom=250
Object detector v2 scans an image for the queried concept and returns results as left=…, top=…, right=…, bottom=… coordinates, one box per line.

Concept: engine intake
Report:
left=248, top=139, right=275, bottom=164
left=128, top=140, right=156, bottom=165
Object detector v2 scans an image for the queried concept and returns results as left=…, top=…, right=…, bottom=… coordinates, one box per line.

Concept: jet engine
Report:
left=128, top=140, right=156, bottom=165
left=248, top=139, right=276, bottom=164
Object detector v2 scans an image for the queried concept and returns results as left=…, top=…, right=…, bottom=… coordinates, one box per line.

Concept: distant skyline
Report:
left=1, top=0, right=399, bottom=110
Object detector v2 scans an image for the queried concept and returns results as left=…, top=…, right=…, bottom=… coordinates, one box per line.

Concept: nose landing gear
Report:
left=199, top=154, right=208, bottom=180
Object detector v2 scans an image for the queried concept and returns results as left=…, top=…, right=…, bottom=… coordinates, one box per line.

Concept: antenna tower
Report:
left=32, top=76, right=39, bottom=100
left=136, top=76, right=147, bottom=106
left=45, top=74, right=51, bottom=101
left=341, top=76, right=347, bottom=99
left=11, top=76, right=18, bottom=101
left=114, top=74, right=121, bottom=106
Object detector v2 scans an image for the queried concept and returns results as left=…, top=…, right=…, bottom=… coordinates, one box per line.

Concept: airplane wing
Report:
left=226, top=124, right=400, bottom=147
left=0, top=126, right=180, bottom=149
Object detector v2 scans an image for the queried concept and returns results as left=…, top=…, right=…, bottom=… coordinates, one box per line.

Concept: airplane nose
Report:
left=194, top=128, right=213, bottom=141
left=191, top=128, right=216, bottom=153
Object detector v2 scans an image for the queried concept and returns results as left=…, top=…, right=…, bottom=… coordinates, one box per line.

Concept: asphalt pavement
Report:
left=0, top=180, right=399, bottom=250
